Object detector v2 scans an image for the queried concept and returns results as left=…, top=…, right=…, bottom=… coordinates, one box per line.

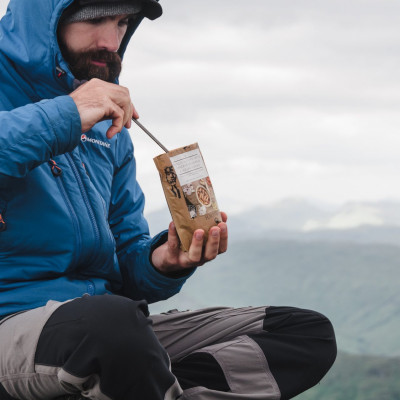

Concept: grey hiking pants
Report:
left=0, top=295, right=337, bottom=400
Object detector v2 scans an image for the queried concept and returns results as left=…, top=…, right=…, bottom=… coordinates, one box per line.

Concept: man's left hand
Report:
left=151, top=212, right=228, bottom=275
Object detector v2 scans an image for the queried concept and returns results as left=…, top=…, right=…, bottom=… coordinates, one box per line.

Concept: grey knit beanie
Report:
left=62, top=0, right=162, bottom=23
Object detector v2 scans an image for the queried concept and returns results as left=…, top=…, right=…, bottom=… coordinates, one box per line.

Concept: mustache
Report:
left=68, top=49, right=121, bottom=68
left=65, top=49, right=122, bottom=82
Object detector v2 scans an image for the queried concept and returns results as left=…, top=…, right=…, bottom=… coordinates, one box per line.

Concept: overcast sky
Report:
left=2, top=0, right=400, bottom=215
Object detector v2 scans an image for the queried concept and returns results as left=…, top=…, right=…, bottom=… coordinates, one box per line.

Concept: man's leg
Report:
left=152, top=306, right=337, bottom=400
left=0, top=295, right=182, bottom=400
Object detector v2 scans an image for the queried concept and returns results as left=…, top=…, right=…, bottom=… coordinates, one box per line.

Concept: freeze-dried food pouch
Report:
left=154, top=143, right=222, bottom=251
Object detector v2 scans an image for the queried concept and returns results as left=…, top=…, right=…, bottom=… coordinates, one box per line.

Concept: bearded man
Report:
left=0, top=1, right=336, bottom=399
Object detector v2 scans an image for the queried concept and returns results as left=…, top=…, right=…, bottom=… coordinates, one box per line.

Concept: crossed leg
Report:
left=0, top=296, right=336, bottom=400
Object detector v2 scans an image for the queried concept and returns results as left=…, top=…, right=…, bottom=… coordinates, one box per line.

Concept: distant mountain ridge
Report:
left=145, top=198, right=400, bottom=245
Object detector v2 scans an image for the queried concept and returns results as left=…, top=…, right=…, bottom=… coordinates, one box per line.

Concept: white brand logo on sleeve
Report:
left=81, top=134, right=111, bottom=149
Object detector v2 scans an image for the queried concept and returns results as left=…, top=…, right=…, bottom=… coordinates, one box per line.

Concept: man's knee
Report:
left=263, top=306, right=337, bottom=367
left=249, top=306, right=337, bottom=399
left=35, top=295, right=163, bottom=369
left=36, top=295, right=176, bottom=399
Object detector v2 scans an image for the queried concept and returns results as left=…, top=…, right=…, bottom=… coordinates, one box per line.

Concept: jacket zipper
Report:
left=65, top=153, right=100, bottom=261
left=99, top=194, right=116, bottom=246
left=49, top=159, right=82, bottom=265
left=82, top=162, right=115, bottom=252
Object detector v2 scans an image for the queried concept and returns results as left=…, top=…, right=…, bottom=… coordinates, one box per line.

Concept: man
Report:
left=0, top=0, right=337, bottom=399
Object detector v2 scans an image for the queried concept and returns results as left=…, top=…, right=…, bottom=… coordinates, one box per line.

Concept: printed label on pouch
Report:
left=170, top=149, right=208, bottom=186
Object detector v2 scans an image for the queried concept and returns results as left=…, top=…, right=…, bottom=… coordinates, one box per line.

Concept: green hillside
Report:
left=150, top=239, right=400, bottom=356
left=296, top=352, right=400, bottom=400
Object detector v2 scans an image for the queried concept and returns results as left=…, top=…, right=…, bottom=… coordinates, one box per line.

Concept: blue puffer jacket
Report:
left=0, top=0, right=192, bottom=319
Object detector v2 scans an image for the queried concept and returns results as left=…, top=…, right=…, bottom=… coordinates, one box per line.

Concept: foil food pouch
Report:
left=154, top=143, right=222, bottom=251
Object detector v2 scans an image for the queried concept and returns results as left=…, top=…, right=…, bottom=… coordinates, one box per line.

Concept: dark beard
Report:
left=61, top=46, right=122, bottom=83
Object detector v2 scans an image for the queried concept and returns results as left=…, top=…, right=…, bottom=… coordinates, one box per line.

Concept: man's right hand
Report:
left=69, top=78, right=139, bottom=139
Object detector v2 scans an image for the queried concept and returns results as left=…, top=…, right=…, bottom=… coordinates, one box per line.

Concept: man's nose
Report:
left=97, top=24, right=121, bottom=52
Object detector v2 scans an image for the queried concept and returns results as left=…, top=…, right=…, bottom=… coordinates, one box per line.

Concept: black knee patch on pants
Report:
left=172, top=352, right=230, bottom=392
left=35, top=295, right=176, bottom=400
left=249, top=306, right=337, bottom=400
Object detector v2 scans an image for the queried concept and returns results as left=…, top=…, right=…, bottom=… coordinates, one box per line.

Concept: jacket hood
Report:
left=0, top=0, right=157, bottom=100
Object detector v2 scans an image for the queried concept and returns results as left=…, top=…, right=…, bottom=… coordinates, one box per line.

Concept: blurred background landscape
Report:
left=2, top=0, right=400, bottom=398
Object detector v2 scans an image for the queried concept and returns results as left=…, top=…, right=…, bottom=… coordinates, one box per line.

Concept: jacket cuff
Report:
left=36, top=95, right=81, bottom=155
left=135, top=231, right=196, bottom=299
